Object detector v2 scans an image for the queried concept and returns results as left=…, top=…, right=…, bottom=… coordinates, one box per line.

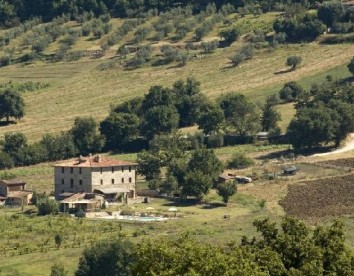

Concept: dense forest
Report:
left=0, top=0, right=320, bottom=26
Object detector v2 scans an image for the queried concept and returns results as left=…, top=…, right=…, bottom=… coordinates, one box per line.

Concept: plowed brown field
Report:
left=317, top=158, right=354, bottom=168
left=279, top=174, right=354, bottom=220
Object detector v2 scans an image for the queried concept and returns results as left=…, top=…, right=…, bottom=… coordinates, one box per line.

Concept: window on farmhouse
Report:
left=121, top=178, right=124, bottom=183
left=70, top=179, right=73, bottom=188
left=79, top=180, right=82, bottom=185
left=79, top=168, right=82, bottom=174
left=112, top=179, right=114, bottom=184
left=129, top=178, right=132, bottom=183
left=70, top=168, right=73, bottom=174
left=100, top=179, right=103, bottom=185
left=61, top=167, right=64, bottom=173
left=61, top=179, right=64, bottom=185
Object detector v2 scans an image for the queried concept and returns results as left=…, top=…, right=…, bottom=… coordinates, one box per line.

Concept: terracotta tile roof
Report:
left=54, top=154, right=137, bottom=168
left=94, top=188, right=131, bottom=194
left=0, top=180, right=26, bottom=186
left=61, top=193, right=103, bottom=203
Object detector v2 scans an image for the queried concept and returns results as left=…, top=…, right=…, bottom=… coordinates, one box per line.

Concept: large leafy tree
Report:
left=100, top=112, right=140, bottom=151
left=40, top=133, right=78, bottom=161
left=76, top=239, right=136, bottom=276
left=136, top=150, right=162, bottom=181
left=0, top=89, right=25, bottom=122
left=182, top=170, right=213, bottom=200
left=348, top=56, right=354, bottom=75
left=261, top=101, right=281, bottom=131
left=71, top=117, right=104, bottom=155
left=188, top=148, right=223, bottom=181
left=279, top=81, right=305, bottom=103
left=219, top=93, right=260, bottom=136
left=318, top=1, right=345, bottom=27
left=287, top=105, right=339, bottom=150
left=2, top=132, right=27, bottom=156
left=216, top=182, right=237, bottom=204
left=140, top=105, right=179, bottom=140
left=141, top=85, right=175, bottom=112
left=197, top=103, right=225, bottom=135
left=172, top=77, right=206, bottom=127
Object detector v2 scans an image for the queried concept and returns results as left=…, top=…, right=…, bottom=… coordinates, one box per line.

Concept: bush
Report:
left=279, top=81, right=305, bottom=102
left=0, top=55, right=10, bottom=67
left=206, top=134, right=224, bottom=148
left=81, top=23, right=92, bottom=36
left=129, top=45, right=152, bottom=67
left=36, top=196, right=59, bottom=215
left=286, top=55, right=302, bottom=70
left=230, top=44, right=254, bottom=66
left=93, top=27, right=104, bottom=39
left=160, top=45, right=178, bottom=63
left=0, top=152, right=14, bottom=169
left=348, top=56, right=354, bottom=75
left=227, top=152, right=254, bottom=169
left=134, top=27, right=151, bottom=43
left=201, top=40, right=219, bottom=53
left=219, top=27, right=240, bottom=45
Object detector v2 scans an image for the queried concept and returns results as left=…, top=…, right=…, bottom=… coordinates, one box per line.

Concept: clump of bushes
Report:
left=227, top=152, right=254, bottom=169
left=230, top=44, right=254, bottom=66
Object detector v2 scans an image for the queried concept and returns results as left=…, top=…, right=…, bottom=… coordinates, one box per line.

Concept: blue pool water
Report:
left=101, top=215, right=168, bottom=221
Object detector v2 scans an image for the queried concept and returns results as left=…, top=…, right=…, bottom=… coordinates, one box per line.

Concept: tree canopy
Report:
left=0, top=89, right=25, bottom=122
left=75, top=218, right=354, bottom=275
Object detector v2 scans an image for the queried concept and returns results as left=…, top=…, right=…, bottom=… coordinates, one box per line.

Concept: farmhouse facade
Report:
left=54, top=154, right=137, bottom=200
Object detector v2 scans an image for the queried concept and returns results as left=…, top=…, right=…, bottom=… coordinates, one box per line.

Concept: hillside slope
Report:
left=0, top=12, right=353, bottom=141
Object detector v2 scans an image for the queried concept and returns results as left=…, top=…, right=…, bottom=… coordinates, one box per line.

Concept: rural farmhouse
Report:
left=54, top=154, right=137, bottom=202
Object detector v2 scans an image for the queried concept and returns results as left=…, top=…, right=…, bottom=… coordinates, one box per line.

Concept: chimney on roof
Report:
left=94, top=155, right=102, bottom=163
left=78, top=155, right=86, bottom=163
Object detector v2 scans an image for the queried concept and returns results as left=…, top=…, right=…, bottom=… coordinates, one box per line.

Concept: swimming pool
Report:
left=100, top=215, right=168, bottom=222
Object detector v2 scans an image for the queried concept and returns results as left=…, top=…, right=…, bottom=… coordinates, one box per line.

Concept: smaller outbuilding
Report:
left=0, top=180, right=33, bottom=205
left=283, top=166, right=299, bottom=175
left=256, top=132, right=269, bottom=141
left=60, top=193, right=104, bottom=213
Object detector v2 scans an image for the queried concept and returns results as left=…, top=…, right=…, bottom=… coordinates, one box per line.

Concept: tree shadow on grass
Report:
left=167, top=63, right=186, bottom=70
left=274, top=68, right=293, bottom=75
left=162, top=198, right=200, bottom=207
left=0, top=121, right=16, bottom=127
left=220, top=62, right=237, bottom=70
left=256, top=146, right=337, bottom=160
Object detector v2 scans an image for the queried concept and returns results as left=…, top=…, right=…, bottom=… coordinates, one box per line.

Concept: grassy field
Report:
left=0, top=145, right=353, bottom=275
left=0, top=159, right=353, bottom=275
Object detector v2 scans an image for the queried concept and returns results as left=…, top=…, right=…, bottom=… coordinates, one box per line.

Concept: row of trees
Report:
left=74, top=218, right=354, bottom=276
left=0, top=116, right=105, bottom=168
left=273, top=1, right=354, bottom=43
left=101, top=77, right=281, bottom=152
left=0, top=0, right=317, bottom=27
left=0, top=76, right=281, bottom=169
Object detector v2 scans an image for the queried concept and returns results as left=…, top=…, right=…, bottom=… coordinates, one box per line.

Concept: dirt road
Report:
left=313, top=133, right=354, bottom=157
